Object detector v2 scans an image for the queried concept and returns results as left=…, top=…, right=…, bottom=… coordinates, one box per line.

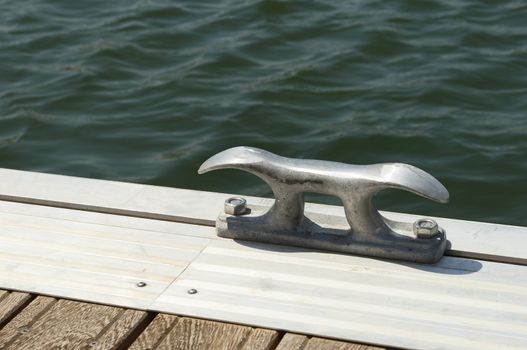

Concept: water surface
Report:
left=1, top=0, right=526, bottom=225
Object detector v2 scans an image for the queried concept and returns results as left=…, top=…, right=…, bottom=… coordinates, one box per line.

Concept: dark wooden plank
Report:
left=4, top=299, right=147, bottom=349
left=275, top=333, right=308, bottom=350
left=275, top=333, right=385, bottom=350
left=130, top=314, right=280, bottom=350
left=0, top=296, right=56, bottom=348
left=304, top=337, right=385, bottom=350
left=0, top=292, right=384, bottom=350
left=239, top=328, right=281, bottom=350
left=91, top=309, right=150, bottom=350
left=0, top=290, right=33, bottom=327
left=154, top=317, right=251, bottom=349
left=129, top=313, right=177, bottom=350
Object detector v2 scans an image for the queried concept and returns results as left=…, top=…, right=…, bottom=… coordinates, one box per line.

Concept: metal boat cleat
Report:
left=198, top=146, right=449, bottom=263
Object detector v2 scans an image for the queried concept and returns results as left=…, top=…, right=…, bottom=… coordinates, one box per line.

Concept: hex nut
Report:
left=224, top=197, right=247, bottom=215
left=413, top=218, right=439, bottom=238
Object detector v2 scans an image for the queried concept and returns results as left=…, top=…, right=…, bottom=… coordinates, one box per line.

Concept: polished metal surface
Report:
left=199, top=146, right=450, bottom=263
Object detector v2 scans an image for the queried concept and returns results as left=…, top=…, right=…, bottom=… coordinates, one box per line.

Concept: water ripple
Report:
left=0, top=0, right=526, bottom=225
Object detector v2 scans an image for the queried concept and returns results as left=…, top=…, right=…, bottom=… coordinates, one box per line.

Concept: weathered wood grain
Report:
left=275, top=333, right=385, bottom=350
left=0, top=291, right=386, bottom=350
left=239, top=327, right=281, bottom=350
left=129, top=313, right=177, bottom=350
left=155, top=317, right=251, bottom=349
left=4, top=299, right=145, bottom=349
left=275, top=333, right=308, bottom=350
left=0, top=290, right=32, bottom=327
left=131, top=314, right=280, bottom=350
left=304, top=336, right=385, bottom=350
left=91, top=309, right=150, bottom=350
left=0, top=295, right=55, bottom=348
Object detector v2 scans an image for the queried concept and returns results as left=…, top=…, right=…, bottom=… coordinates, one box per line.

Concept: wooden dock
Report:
left=0, top=168, right=525, bottom=349
left=0, top=289, right=382, bottom=349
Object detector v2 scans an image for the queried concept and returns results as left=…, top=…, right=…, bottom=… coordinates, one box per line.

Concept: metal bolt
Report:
left=187, top=288, right=198, bottom=295
left=413, top=218, right=439, bottom=238
left=19, top=325, right=29, bottom=334
left=224, top=197, right=247, bottom=215
left=136, top=281, right=147, bottom=287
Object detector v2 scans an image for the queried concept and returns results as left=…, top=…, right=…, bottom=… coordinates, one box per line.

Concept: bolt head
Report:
left=413, top=218, right=439, bottom=238
left=136, top=281, right=147, bottom=287
left=187, top=288, right=198, bottom=295
left=224, top=197, right=247, bottom=215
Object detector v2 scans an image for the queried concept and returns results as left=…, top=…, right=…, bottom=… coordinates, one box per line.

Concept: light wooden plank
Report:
left=0, top=296, right=57, bottom=348
left=151, top=239, right=527, bottom=350
left=0, top=167, right=525, bottom=264
left=0, top=200, right=215, bottom=240
left=0, top=291, right=32, bottom=326
left=5, top=299, right=143, bottom=349
left=0, top=207, right=210, bottom=309
left=0, top=222, right=203, bottom=274
left=0, top=267, right=167, bottom=310
left=0, top=167, right=211, bottom=225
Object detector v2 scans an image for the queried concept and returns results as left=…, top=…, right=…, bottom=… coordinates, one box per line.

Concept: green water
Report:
left=0, top=1, right=526, bottom=225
